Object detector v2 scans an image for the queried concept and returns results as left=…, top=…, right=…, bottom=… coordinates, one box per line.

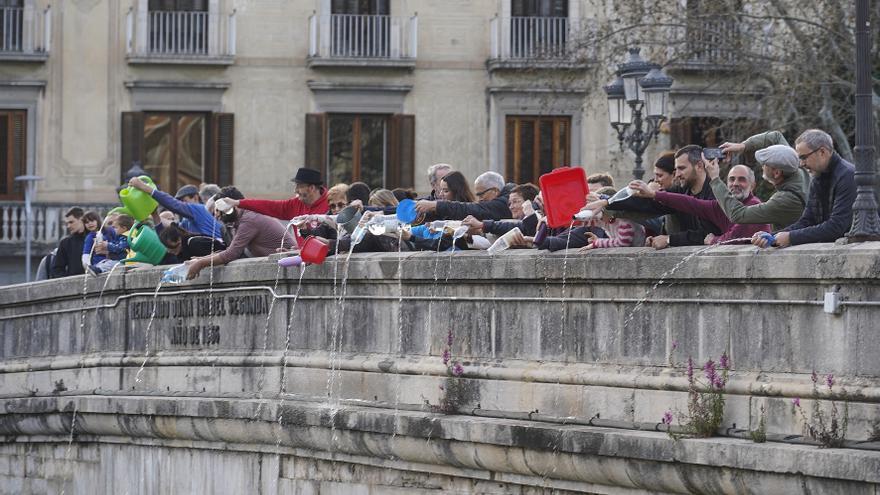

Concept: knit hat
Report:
left=755, top=145, right=799, bottom=175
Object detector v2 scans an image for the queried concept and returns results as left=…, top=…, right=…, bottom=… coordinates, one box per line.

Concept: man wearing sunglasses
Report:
left=751, top=129, right=855, bottom=248
left=415, top=171, right=513, bottom=221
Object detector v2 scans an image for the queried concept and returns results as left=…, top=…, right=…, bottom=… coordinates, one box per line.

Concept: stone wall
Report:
left=0, top=244, right=879, bottom=493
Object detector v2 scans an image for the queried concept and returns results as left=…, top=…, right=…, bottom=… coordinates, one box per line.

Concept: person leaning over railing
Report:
left=128, top=178, right=224, bottom=240
left=716, top=133, right=810, bottom=230
left=415, top=171, right=513, bottom=221
left=751, top=129, right=856, bottom=248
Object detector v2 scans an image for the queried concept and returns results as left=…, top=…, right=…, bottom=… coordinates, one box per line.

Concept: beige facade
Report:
left=1, top=0, right=674, bottom=204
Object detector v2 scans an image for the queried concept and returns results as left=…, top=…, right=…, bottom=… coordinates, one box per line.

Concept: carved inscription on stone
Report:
left=129, top=295, right=272, bottom=348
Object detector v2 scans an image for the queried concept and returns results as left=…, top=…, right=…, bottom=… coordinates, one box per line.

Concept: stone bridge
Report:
left=0, top=244, right=879, bottom=494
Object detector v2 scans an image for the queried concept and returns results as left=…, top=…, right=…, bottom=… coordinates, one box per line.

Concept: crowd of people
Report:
left=39, top=127, right=857, bottom=281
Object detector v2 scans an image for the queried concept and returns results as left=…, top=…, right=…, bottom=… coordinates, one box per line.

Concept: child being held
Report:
left=578, top=187, right=645, bottom=250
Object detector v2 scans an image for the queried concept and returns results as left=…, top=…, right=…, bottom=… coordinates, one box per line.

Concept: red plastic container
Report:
left=539, top=167, right=589, bottom=228
left=300, top=237, right=329, bottom=264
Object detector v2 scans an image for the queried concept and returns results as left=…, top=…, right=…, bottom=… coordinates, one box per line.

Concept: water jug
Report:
left=487, top=227, right=522, bottom=255
left=300, top=237, right=329, bottom=264
left=125, top=224, right=167, bottom=265
left=118, top=176, right=159, bottom=221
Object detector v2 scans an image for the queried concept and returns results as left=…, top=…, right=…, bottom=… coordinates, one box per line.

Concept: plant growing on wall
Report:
left=793, top=371, right=849, bottom=448
left=434, top=329, right=469, bottom=414
left=663, top=352, right=730, bottom=438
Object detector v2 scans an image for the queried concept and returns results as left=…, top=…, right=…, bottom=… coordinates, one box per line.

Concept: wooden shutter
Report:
left=209, top=113, right=234, bottom=186
left=0, top=111, right=26, bottom=199
left=389, top=114, right=414, bottom=189
left=305, top=113, right=327, bottom=173
left=120, top=111, right=144, bottom=183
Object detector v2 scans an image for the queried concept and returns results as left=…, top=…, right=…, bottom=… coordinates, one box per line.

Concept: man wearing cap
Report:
left=223, top=167, right=329, bottom=220
left=705, top=143, right=810, bottom=231
left=129, top=178, right=225, bottom=239
left=752, top=129, right=855, bottom=247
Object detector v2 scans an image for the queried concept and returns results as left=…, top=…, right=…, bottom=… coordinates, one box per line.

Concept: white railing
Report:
left=127, top=8, right=236, bottom=59
left=0, top=202, right=116, bottom=246
left=490, top=16, right=570, bottom=60
left=308, top=13, right=417, bottom=60
left=0, top=5, right=51, bottom=55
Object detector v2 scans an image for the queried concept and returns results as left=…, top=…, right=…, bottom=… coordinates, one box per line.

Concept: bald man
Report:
left=629, top=161, right=771, bottom=245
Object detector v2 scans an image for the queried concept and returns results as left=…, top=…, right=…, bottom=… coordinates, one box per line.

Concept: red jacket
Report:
left=238, top=189, right=329, bottom=220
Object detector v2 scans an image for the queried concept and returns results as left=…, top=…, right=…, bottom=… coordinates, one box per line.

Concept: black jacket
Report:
left=51, top=232, right=86, bottom=278
left=433, top=184, right=514, bottom=221
left=783, top=152, right=856, bottom=245
left=610, top=176, right=721, bottom=246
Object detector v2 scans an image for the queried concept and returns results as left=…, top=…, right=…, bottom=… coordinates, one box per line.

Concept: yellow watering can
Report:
left=118, top=175, right=159, bottom=221
left=125, top=223, right=167, bottom=265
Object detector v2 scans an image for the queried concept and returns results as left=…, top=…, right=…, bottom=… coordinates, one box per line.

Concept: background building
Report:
left=0, top=0, right=774, bottom=283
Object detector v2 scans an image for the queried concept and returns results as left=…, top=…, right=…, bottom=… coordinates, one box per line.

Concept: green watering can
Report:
left=125, top=223, right=167, bottom=265
left=118, top=175, right=159, bottom=221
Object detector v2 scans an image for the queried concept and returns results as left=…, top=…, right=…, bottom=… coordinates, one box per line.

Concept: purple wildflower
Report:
left=825, top=374, right=834, bottom=389
left=712, top=375, right=725, bottom=390
left=719, top=352, right=729, bottom=370
left=442, top=349, right=451, bottom=366
left=662, top=410, right=673, bottom=425
left=452, top=362, right=464, bottom=376
left=811, top=370, right=818, bottom=384
left=792, top=397, right=801, bottom=408
left=686, top=357, right=694, bottom=383
left=446, top=329, right=454, bottom=347
left=703, top=359, right=718, bottom=385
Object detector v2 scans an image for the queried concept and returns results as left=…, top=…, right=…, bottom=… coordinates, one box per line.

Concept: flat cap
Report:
left=175, top=184, right=199, bottom=199
left=755, top=145, right=799, bottom=174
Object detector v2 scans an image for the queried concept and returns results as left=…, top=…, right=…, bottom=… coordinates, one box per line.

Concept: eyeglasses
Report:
left=330, top=202, right=347, bottom=210
left=798, top=147, right=822, bottom=161
left=475, top=187, right=498, bottom=198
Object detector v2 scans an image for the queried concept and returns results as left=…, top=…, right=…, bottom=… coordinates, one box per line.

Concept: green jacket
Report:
left=743, top=130, right=789, bottom=153
left=712, top=132, right=811, bottom=230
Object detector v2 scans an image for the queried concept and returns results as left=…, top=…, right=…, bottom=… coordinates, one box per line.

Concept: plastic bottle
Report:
left=487, top=227, right=521, bottom=255
left=573, top=209, right=594, bottom=221
left=761, top=232, right=776, bottom=245
left=607, top=186, right=634, bottom=205
left=278, top=255, right=303, bottom=267
left=161, top=263, right=189, bottom=284
left=214, top=198, right=235, bottom=215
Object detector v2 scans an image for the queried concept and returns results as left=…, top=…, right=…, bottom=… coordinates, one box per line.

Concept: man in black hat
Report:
left=220, top=167, right=329, bottom=220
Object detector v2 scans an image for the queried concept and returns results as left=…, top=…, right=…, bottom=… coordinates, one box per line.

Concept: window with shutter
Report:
left=309, top=112, right=413, bottom=189
left=122, top=111, right=231, bottom=190
left=505, top=115, right=570, bottom=184
left=0, top=110, right=26, bottom=200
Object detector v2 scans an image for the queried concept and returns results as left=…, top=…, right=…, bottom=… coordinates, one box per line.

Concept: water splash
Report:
left=134, top=280, right=166, bottom=384
left=275, top=264, right=307, bottom=453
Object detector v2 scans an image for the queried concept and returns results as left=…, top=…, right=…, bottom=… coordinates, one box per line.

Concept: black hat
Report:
left=291, top=167, right=323, bottom=185
left=175, top=184, right=199, bottom=199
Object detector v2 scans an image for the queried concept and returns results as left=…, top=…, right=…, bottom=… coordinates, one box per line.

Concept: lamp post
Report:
left=845, top=0, right=880, bottom=242
left=14, top=174, right=43, bottom=282
left=604, top=47, right=673, bottom=180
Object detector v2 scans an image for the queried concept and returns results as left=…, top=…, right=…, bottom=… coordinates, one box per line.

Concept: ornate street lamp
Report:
left=605, top=47, right=674, bottom=180
left=846, top=0, right=880, bottom=241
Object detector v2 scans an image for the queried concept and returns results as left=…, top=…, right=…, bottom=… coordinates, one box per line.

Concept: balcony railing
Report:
left=126, top=8, right=236, bottom=64
left=0, top=202, right=116, bottom=252
left=490, top=16, right=574, bottom=61
left=673, top=17, right=743, bottom=68
left=0, top=5, right=51, bottom=61
left=308, top=13, right=417, bottom=68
